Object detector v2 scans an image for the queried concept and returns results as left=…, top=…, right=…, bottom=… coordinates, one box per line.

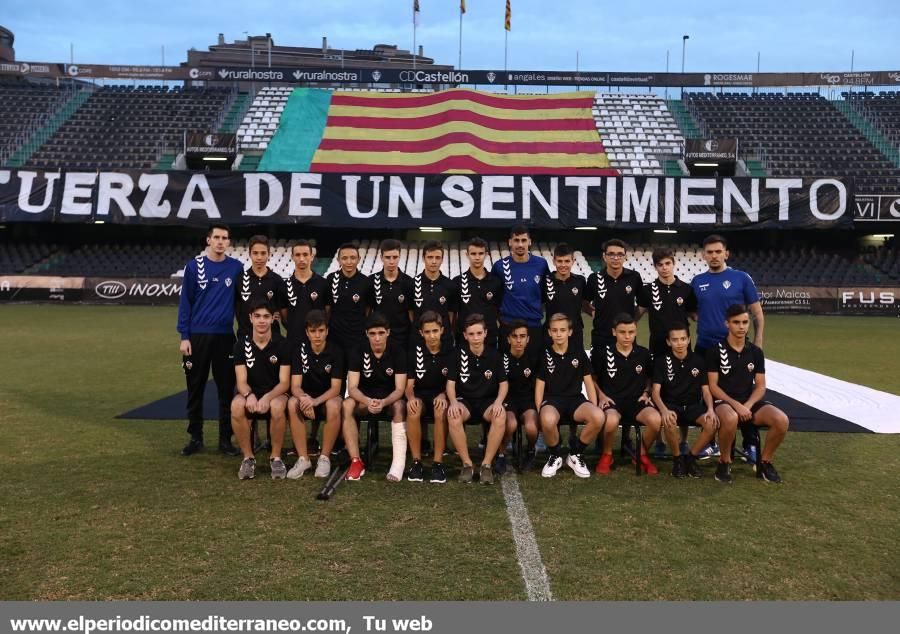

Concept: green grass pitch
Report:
left=0, top=305, right=897, bottom=600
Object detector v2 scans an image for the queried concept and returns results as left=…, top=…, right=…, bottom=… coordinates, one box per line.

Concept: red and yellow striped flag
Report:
left=460, top=0, right=466, bottom=15
left=505, top=0, right=511, bottom=31
left=310, top=89, right=617, bottom=175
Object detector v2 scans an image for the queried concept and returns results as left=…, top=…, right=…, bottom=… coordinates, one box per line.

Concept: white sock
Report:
left=387, top=421, right=407, bottom=481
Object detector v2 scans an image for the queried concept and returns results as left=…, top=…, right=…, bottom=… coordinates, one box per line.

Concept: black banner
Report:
left=0, top=169, right=853, bottom=230
left=685, top=138, right=738, bottom=162
left=4, top=60, right=900, bottom=87
left=852, top=193, right=900, bottom=222
left=185, top=132, right=237, bottom=156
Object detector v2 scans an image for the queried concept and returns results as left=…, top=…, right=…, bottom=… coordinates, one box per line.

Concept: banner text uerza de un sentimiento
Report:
left=0, top=170, right=855, bottom=230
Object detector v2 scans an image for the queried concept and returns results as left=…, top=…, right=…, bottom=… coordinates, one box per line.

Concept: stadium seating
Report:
left=593, top=94, right=684, bottom=176
left=684, top=92, right=900, bottom=192
left=237, top=86, right=292, bottom=151
left=0, top=241, right=56, bottom=274
left=0, top=82, right=73, bottom=162
left=842, top=91, right=900, bottom=161
left=37, top=242, right=201, bottom=277
left=863, top=244, right=900, bottom=283
left=23, top=86, right=234, bottom=170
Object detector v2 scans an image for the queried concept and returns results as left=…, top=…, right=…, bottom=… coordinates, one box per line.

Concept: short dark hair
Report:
left=417, top=310, right=443, bottom=329
left=603, top=239, right=627, bottom=254
left=292, top=239, right=313, bottom=254
left=553, top=243, right=574, bottom=259
left=337, top=242, right=358, bottom=254
left=703, top=234, right=728, bottom=249
left=652, top=247, right=675, bottom=265
left=506, top=318, right=528, bottom=333
left=380, top=238, right=402, bottom=254
left=725, top=303, right=749, bottom=319
left=248, top=234, right=269, bottom=251
left=305, top=309, right=328, bottom=330
left=666, top=323, right=690, bottom=338
left=548, top=312, right=572, bottom=328
left=365, top=312, right=391, bottom=331
left=247, top=299, right=274, bottom=316
left=510, top=224, right=530, bottom=238
left=612, top=312, right=636, bottom=328
left=467, top=237, right=488, bottom=251
left=207, top=223, right=230, bottom=238
left=422, top=240, right=443, bottom=256
left=463, top=313, right=487, bottom=331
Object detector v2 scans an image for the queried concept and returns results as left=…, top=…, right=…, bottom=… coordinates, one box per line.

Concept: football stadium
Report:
left=1, top=1, right=899, bottom=613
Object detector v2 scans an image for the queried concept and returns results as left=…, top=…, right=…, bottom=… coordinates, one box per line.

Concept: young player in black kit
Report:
left=454, top=237, right=504, bottom=348
left=585, top=239, right=644, bottom=351
left=404, top=311, right=454, bottom=484
left=707, top=304, right=789, bottom=484
left=542, top=243, right=587, bottom=346
left=592, top=314, right=662, bottom=475
left=637, top=247, right=697, bottom=358
left=536, top=314, right=607, bottom=479
left=235, top=235, right=286, bottom=340
left=230, top=301, right=291, bottom=480
left=446, top=314, right=508, bottom=484
left=367, top=239, right=414, bottom=350
left=342, top=313, right=408, bottom=482
left=503, top=321, right=540, bottom=472
left=326, top=243, right=370, bottom=354
left=651, top=325, right=718, bottom=478
left=286, top=310, right=345, bottom=480
left=411, top=241, right=457, bottom=346
left=281, top=239, right=329, bottom=352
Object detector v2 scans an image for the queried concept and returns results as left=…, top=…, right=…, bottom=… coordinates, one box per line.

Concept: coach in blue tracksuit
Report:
left=691, top=234, right=765, bottom=357
left=177, top=224, right=245, bottom=457
left=491, top=225, right=549, bottom=359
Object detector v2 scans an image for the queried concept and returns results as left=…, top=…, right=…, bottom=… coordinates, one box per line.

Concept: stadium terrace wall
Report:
left=2, top=277, right=897, bottom=315
left=0, top=170, right=856, bottom=230
left=3, top=61, right=900, bottom=87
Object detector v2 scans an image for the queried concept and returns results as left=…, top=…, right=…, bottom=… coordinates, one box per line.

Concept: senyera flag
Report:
left=310, top=88, right=618, bottom=175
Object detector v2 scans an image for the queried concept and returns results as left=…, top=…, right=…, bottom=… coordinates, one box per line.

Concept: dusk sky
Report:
left=5, top=0, right=899, bottom=73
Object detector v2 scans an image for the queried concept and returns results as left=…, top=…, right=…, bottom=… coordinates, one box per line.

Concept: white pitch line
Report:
left=501, top=474, right=554, bottom=601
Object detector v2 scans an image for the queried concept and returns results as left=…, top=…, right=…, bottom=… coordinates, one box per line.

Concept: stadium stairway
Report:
left=219, top=93, right=251, bottom=134
left=666, top=100, right=702, bottom=139
left=5, top=89, right=92, bottom=168
left=832, top=99, right=900, bottom=168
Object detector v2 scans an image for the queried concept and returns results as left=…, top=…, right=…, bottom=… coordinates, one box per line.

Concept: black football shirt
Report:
left=233, top=336, right=290, bottom=395
left=291, top=341, right=346, bottom=398
left=592, top=343, right=653, bottom=402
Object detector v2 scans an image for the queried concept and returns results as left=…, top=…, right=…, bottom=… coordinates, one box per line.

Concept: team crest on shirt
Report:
left=484, top=369, right=493, bottom=380
left=266, top=290, right=274, bottom=300
left=723, top=280, right=732, bottom=290
left=625, top=285, right=633, bottom=294
left=523, top=368, right=532, bottom=378
left=324, top=364, right=332, bottom=374
left=635, top=364, right=643, bottom=374
left=184, top=360, right=193, bottom=370
left=441, top=367, right=449, bottom=376
left=352, top=293, right=360, bottom=303
left=310, top=291, right=319, bottom=301
left=439, top=296, right=447, bottom=305
left=534, top=275, right=541, bottom=284
left=386, top=367, right=394, bottom=376
left=486, top=291, right=494, bottom=300
left=676, top=296, right=684, bottom=305
left=224, top=278, right=232, bottom=287
left=398, top=294, right=405, bottom=302
left=691, top=367, right=700, bottom=377
left=572, top=358, right=580, bottom=368
left=747, top=363, right=755, bottom=372
left=572, top=287, right=579, bottom=295
left=269, top=355, right=278, bottom=365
